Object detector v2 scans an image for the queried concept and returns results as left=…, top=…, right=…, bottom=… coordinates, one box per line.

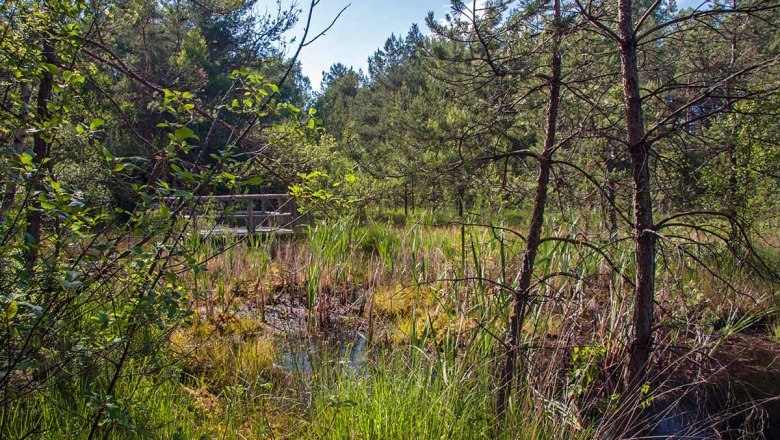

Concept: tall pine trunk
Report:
left=617, top=0, right=656, bottom=389
left=497, top=0, right=562, bottom=417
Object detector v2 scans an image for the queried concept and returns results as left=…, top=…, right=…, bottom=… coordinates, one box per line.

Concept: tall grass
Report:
left=303, top=350, right=593, bottom=440
left=1, top=361, right=211, bottom=439
left=6, top=211, right=776, bottom=438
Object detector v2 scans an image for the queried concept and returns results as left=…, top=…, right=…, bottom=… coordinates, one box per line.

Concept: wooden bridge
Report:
left=167, top=194, right=298, bottom=237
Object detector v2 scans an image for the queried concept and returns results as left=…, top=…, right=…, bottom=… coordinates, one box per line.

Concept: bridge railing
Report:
left=162, top=193, right=297, bottom=235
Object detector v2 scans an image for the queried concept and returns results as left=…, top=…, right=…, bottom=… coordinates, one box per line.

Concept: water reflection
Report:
left=276, top=334, right=372, bottom=373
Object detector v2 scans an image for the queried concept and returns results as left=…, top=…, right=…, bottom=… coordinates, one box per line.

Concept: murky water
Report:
left=650, top=375, right=780, bottom=439
left=276, top=334, right=372, bottom=373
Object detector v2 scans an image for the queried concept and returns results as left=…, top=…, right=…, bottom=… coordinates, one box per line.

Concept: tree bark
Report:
left=411, top=181, right=415, bottom=214
left=456, top=186, right=464, bottom=217
left=497, top=0, right=562, bottom=417
left=617, top=0, right=656, bottom=389
left=23, top=40, right=55, bottom=271
left=404, top=183, right=409, bottom=217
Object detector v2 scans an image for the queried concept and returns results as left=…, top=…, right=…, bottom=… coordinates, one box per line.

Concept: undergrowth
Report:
left=2, top=214, right=778, bottom=438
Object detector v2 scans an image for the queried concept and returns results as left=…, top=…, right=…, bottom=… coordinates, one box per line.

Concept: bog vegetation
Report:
left=1, top=0, right=779, bottom=438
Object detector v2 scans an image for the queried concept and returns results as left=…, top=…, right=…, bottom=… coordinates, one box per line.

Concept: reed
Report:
left=6, top=212, right=775, bottom=438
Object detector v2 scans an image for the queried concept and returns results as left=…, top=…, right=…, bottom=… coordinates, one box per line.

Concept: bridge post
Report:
left=247, top=199, right=255, bottom=233
left=289, top=196, right=297, bottom=230
left=261, top=197, right=269, bottom=229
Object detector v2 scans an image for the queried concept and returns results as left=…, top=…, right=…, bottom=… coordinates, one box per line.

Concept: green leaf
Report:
left=42, top=63, right=59, bottom=75
left=90, top=118, right=105, bottom=130
left=102, top=148, right=114, bottom=162
left=174, top=127, right=198, bottom=142
left=58, top=279, right=83, bottom=289
left=173, top=189, right=192, bottom=199
left=65, top=270, right=84, bottom=280
left=219, top=172, right=236, bottom=183
left=5, top=301, right=18, bottom=321
left=67, top=71, right=85, bottom=85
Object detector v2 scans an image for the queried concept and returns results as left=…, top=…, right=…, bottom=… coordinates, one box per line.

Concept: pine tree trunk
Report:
left=618, top=0, right=656, bottom=390
left=497, top=0, right=562, bottom=417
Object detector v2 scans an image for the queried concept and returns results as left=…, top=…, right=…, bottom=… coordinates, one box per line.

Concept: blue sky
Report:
left=276, top=0, right=445, bottom=91
left=269, top=0, right=700, bottom=91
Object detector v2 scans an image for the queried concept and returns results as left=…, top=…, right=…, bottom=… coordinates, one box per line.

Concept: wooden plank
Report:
left=199, top=227, right=294, bottom=237
left=228, top=213, right=291, bottom=220
left=226, top=211, right=291, bottom=217
left=162, top=194, right=290, bottom=202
